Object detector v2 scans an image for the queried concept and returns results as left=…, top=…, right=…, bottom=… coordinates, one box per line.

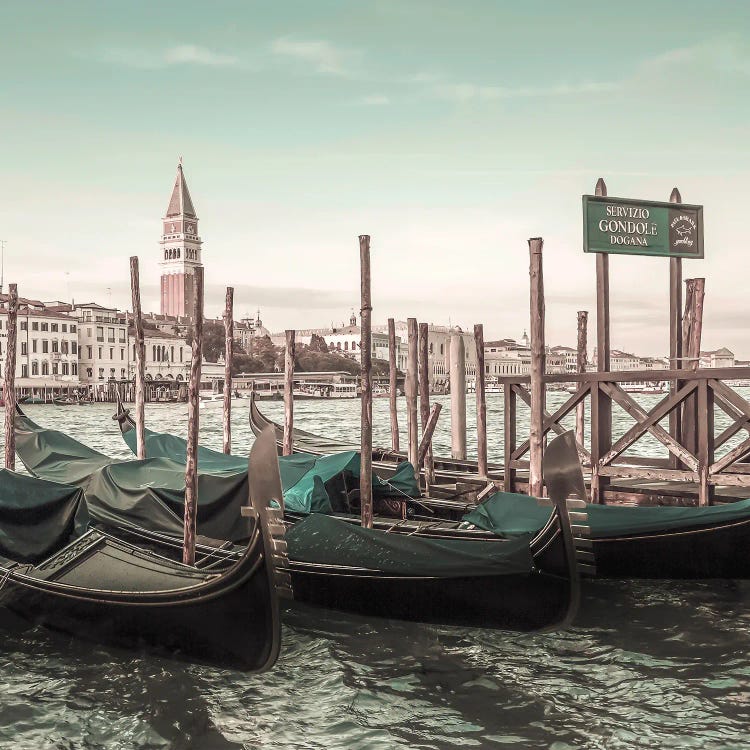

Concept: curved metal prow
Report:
left=245, top=426, right=292, bottom=601
left=111, top=391, right=136, bottom=434
left=542, top=430, right=594, bottom=630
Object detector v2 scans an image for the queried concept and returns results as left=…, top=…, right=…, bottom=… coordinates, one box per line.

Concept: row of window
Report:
left=92, top=326, right=126, bottom=343
left=17, top=321, right=76, bottom=333
left=14, top=340, right=78, bottom=356
left=21, top=362, right=78, bottom=377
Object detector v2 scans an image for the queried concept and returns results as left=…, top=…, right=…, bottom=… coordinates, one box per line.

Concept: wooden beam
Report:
left=698, top=378, right=714, bottom=505
left=183, top=266, right=204, bottom=566
left=283, top=330, right=295, bottom=456
left=406, top=317, right=419, bottom=479
left=528, top=236, right=545, bottom=497
left=359, top=234, right=373, bottom=529
left=449, top=332, right=467, bottom=460
left=511, top=383, right=592, bottom=464
left=599, top=381, right=699, bottom=470
left=418, top=322, right=435, bottom=487
left=417, top=403, right=442, bottom=467
left=3, top=284, right=17, bottom=470
left=222, top=287, right=234, bottom=455
left=575, top=310, right=588, bottom=449
left=503, top=383, right=517, bottom=492
left=593, top=177, right=611, bottom=502
left=387, top=317, right=399, bottom=453
left=129, top=257, right=146, bottom=460
left=669, top=186, right=684, bottom=465
left=597, top=465, right=697, bottom=482
left=474, top=323, right=488, bottom=478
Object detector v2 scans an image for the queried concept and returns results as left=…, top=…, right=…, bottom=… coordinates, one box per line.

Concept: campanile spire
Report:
left=159, top=162, right=203, bottom=318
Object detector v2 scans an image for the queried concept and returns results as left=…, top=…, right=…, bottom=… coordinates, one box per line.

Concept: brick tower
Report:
left=159, top=162, right=203, bottom=318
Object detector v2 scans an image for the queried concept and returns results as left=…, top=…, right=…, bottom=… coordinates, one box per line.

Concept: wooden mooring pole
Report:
left=474, top=323, right=488, bottom=478
left=449, top=332, right=467, bottom=460
left=669, top=187, right=684, bottom=463
left=3, top=284, right=18, bottom=470
left=417, top=403, right=442, bottom=467
left=406, top=318, right=419, bottom=477
left=129, top=257, right=146, bottom=460
left=575, top=311, right=588, bottom=449
left=283, top=330, right=295, bottom=456
left=681, top=277, right=706, bottom=459
left=387, top=317, right=399, bottom=453
left=591, top=177, right=611, bottom=503
left=223, top=287, right=234, bottom=455
left=183, top=266, right=204, bottom=566
left=528, top=238, right=545, bottom=497
left=418, top=322, right=435, bottom=488
left=359, top=235, right=374, bottom=529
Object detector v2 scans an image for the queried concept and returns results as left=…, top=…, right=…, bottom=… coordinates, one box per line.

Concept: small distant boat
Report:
left=621, top=382, right=667, bottom=395
left=198, top=391, right=245, bottom=408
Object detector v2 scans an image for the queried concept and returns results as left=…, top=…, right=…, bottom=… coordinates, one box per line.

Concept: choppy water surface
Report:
left=1, top=399, right=749, bottom=749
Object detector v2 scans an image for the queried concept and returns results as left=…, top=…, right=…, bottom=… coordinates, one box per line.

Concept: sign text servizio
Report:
left=582, top=195, right=704, bottom=258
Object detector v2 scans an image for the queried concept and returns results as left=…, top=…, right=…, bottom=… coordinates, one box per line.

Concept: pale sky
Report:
left=2, top=1, right=749, bottom=357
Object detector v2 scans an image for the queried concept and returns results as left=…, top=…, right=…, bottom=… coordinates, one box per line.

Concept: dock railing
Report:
left=502, top=366, right=750, bottom=506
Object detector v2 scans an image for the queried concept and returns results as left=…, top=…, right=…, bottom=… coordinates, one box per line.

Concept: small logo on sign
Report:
left=670, top=215, right=696, bottom=248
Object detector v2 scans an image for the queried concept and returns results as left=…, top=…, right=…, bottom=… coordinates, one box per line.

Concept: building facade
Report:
left=159, top=163, right=203, bottom=319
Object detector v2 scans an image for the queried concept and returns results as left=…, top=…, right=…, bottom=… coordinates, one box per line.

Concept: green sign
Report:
left=583, top=195, right=704, bottom=258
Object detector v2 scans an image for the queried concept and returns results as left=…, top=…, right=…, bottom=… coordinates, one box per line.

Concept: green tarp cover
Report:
left=464, top=491, right=750, bottom=539
left=286, top=512, right=534, bottom=578
left=15, top=413, right=252, bottom=542
left=121, top=425, right=420, bottom=514
left=0, top=470, right=88, bottom=563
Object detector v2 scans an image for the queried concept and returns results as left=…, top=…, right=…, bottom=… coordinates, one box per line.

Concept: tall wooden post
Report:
left=3, top=284, right=18, bottom=470
left=474, top=323, right=488, bottom=478
left=183, top=266, right=204, bottom=566
left=418, top=322, right=435, bottom=487
left=681, top=278, right=705, bottom=458
left=387, top=317, right=399, bottom=453
left=406, top=317, right=419, bottom=478
left=669, top=186, right=684, bottom=464
left=449, top=332, right=467, bottom=460
left=591, top=178, right=611, bottom=503
left=575, top=311, right=588, bottom=449
left=283, top=330, right=295, bottom=456
left=129, top=257, right=146, bottom=460
left=223, top=287, right=234, bottom=455
left=359, top=235, right=373, bottom=529
left=528, top=238, right=545, bottom=497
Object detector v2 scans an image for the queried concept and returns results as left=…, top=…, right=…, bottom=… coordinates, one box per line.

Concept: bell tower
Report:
left=159, top=161, right=203, bottom=318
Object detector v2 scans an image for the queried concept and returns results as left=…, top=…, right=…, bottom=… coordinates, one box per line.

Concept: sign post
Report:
left=584, top=187, right=704, bottom=489
left=583, top=195, right=703, bottom=258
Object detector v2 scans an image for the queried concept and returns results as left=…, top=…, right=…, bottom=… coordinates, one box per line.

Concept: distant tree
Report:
left=309, top=333, right=329, bottom=353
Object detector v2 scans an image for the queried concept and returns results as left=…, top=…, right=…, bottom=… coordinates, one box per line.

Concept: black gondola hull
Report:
left=0, top=564, right=277, bottom=670
left=287, top=566, right=569, bottom=631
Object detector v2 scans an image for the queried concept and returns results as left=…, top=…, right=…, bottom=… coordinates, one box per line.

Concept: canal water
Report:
left=1, top=398, right=749, bottom=749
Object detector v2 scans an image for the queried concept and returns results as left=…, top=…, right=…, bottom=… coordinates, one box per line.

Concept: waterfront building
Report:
left=159, top=162, right=203, bottom=319
left=484, top=338, right=532, bottom=377
left=134, top=327, right=191, bottom=383
left=233, top=312, right=271, bottom=354
left=550, top=345, right=579, bottom=373
left=700, top=347, right=735, bottom=368
left=75, top=303, right=129, bottom=385
left=0, top=300, right=79, bottom=389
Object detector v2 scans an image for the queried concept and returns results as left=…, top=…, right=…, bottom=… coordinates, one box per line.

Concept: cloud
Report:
left=96, top=44, right=239, bottom=69
left=430, top=80, right=619, bottom=102
left=358, top=94, right=390, bottom=106
left=270, top=36, right=355, bottom=76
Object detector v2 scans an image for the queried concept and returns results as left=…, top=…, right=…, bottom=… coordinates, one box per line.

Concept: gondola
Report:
left=248, top=396, right=750, bottom=580
left=0, top=428, right=290, bottom=671
left=17, top=407, right=590, bottom=632
left=249, top=392, right=500, bottom=484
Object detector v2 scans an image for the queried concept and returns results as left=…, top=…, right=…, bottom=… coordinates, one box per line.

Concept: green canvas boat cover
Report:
left=0, top=470, right=88, bottom=563
left=286, top=512, right=534, bottom=577
left=120, top=424, right=420, bottom=514
left=15, top=412, right=252, bottom=541
left=464, top=490, right=750, bottom=539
